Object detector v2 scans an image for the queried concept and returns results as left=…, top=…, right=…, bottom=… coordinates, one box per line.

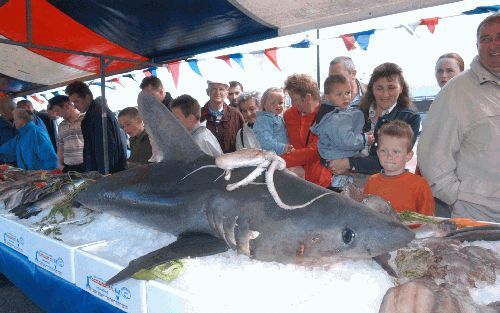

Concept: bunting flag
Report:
left=250, top=51, right=266, bottom=69
left=353, top=29, right=375, bottom=50
left=167, top=61, right=181, bottom=88
left=51, top=91, right=60, bottom=97
left=88, top=81, right=116, bottom=90
left=462, top=5, right=500, bottom=15
left=187, top=59, right=202, bottom=77
left=264, top=48, right=281, bottom=71
left=40, top=94, right=49, bottom=101
left=290, top=38, right=311, bottom=48
left=143, top=67, right=157, bottom=77
left=31, top=95, right=44, bottom=104
left=420, top=17, right=439, bottom=34
left=216, top=55, right=232, bottom=67
left=123, top=73, right=137, bottom=82
left=340, top=34, right=356, bottom=51
left=108, top=77, right=125, bottom=88
left=229, top=53, right=244, bottom=70
left=400, top=21, right=421, bottom=35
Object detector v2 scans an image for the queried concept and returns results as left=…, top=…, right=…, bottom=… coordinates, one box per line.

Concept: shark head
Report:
left=244, top=181, right=415, bottom=265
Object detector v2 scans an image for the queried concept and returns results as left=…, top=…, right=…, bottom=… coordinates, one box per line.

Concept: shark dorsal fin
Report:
left=137, top=91, right=205, bottom=162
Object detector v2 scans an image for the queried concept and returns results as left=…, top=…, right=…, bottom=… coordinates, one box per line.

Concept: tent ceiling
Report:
left=0, top=0, right=457, bottom=96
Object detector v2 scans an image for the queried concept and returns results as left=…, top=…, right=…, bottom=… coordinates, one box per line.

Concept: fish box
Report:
left=27, top=229, right=102, bottom=283
left=146, top=280, right=190, bottom=313
left=0, top=216, right=31, bottom=256
left=74, top=243, right=146, bottom=313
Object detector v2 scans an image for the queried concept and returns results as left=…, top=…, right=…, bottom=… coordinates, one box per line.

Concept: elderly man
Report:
left=0, top=108, right=57, bottom=170
left=0, top=97, right=17, bottom=146
left=140, top=76, right=173, bottom=109
left=171, top=94, right=222, bottom=157
left=418, top=13, right=500, bottom=223
left=282, top=74, right=332, bottom=187
left=49, top=95, right=85, bottom=173
left=329, top=56, right=367, bottom=108
left=65, top=81, right=127, bottom=174
left=227, top=81, right=244, bottom=108
left=16, top=100, right=50, bottom=134
left=201, top=79, right=244, bottom=153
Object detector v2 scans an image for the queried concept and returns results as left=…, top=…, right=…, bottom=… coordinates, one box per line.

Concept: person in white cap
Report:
left=200, top=79, right=243, bottom=153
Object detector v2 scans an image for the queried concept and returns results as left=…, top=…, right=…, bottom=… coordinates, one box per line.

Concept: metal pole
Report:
left=316, top=29, right=321, bottom=90
left=26, top=0, right=32, bottom=43
left=100, top=57, right=109, bottom=175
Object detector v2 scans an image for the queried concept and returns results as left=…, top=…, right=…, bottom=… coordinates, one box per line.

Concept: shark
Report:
left=75, top=91, right=415, bottom=285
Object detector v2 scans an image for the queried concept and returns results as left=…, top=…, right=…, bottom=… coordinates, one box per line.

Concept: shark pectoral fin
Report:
left=234, top=220, right=260, bottom=256
left=105, top=233, right=229, bottom=286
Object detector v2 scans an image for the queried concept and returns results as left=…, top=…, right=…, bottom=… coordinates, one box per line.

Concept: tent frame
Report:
left=0, top=0, right=168, bottom=174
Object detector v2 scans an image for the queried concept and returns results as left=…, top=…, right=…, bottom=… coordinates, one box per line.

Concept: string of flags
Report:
left=23, top=5, right=498, bottom=105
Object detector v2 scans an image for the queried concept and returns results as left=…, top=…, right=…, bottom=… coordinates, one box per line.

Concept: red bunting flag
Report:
left=109, top=78, right=124, bottom=88
left=420, top=17, right=439, bottom=34
left=264, top=48, right=281, bottom=71
left=31, top=95, right=44, bottom=104
left=340, top=34, right=356, bottom=51
left=167, top=61, right=181, bottom=88
left=143, top=69, right=152, bottom=77
left=216, top=55, right=232, bottom=67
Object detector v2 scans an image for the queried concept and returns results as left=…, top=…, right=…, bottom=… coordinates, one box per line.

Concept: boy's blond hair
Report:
left=377, top=120, right=414, bottom=152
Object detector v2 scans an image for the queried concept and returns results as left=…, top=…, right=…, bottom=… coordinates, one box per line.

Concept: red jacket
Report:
left=282, top=106, right=332, bottom=187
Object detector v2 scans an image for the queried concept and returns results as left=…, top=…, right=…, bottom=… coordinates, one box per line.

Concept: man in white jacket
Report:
left=418, top=13, right=500, bottom=222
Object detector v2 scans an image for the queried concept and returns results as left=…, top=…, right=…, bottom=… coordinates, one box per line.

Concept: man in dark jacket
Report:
left=65, top=81, right=126, bottom=174
left=139, top=76, right=173, bottom=109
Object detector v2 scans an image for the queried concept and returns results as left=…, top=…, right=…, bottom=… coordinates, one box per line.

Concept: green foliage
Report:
left=398, top=211, right=439, bottom=224
left=132, top=260, right=185, bottom=282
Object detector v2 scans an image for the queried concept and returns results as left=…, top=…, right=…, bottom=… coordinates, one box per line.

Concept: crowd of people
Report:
left=0, top=13, right=497, bottom=222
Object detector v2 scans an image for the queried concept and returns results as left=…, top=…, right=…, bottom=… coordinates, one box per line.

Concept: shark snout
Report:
left=366, top=221, right=414, bottom=257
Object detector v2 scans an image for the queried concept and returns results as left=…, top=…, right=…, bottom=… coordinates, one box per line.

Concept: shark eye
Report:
left=342, top=228, right=356, bottom=245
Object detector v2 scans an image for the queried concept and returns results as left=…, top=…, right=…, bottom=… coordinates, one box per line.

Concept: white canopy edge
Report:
left=0, top=35, right=93, bottom=86
left=231, top=0, right=459, bottom=35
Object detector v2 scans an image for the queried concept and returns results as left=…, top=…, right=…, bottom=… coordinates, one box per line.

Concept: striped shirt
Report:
left=58, top=114, right=85, bottom=166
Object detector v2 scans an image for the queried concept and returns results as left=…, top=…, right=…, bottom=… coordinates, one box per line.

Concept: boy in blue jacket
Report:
left=311, top=75, right=373, bottom=189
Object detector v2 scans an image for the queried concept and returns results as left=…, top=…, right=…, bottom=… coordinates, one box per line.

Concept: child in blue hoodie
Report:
left=254, top=87, right=294, bottom=155
left=311, top=75, right=373, bottom=189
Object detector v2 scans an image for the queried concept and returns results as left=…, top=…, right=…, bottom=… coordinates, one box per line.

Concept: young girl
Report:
left=253, top=87, right=293, bottom=155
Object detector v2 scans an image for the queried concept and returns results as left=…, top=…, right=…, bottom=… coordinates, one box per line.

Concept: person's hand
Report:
left=284, top=144, right=295, bottom=154
left=329, top=158, right=350, bottom=175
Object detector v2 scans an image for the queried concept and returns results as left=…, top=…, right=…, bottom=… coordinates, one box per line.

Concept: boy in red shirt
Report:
left=364, top=120, right=435, bottom=216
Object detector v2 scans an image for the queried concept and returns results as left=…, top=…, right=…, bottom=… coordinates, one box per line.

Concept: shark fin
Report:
left=137, top=91, right=206, bottom=163
left=106, top=233, right=228, bottom=285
